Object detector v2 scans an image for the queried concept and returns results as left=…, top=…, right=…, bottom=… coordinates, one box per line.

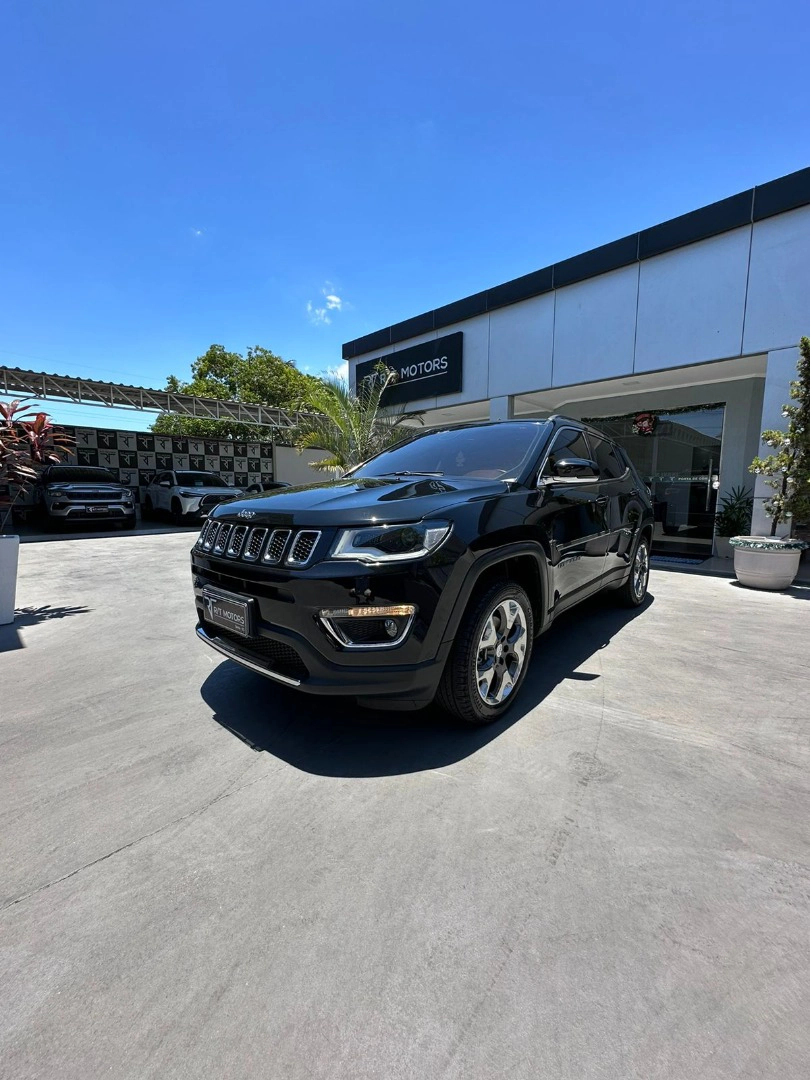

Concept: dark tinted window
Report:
left=174, top=472, right=229, bottom=487
left=354, top=422, right=551, bottom=480
left=590, top=436, right=626, bottom=480
left=542, top=428, right=592, bottom=476
left=44, top=467, right=117, bottom=484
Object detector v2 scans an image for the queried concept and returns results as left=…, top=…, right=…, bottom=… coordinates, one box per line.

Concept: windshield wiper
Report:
left=375, top=470, right=444, bottom=478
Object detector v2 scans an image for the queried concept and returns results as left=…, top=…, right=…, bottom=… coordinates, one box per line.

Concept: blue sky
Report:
left=2, top=0, right=809, bottom=430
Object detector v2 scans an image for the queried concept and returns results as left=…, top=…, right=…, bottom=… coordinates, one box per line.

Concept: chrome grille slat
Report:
left=213, top=523, right=232, bottom=555
left=262, top=529, right=291, bottom=564
left=201, top=520, right=220, bottom=551
left=287, top=530, right=321, bottom=567
left=226, top=524, right=248, bottom=557
left=243, top=528, right=267, bottom=561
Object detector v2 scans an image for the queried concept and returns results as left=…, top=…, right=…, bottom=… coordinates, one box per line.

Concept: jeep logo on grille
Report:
left=237, top=509, right=256, bottom=519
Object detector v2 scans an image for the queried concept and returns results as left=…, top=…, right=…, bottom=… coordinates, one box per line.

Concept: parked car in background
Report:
left=191, top=417, right=654, bottom=724
left=198, top=480, right=290, bottom=516
left=143, top=470, right=235, bottom=524
left=36, top=464, right=136, bottom=530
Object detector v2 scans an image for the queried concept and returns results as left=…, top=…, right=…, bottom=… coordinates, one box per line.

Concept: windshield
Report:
left=174, top=472, right=229, bottom=487
left=45, top=467, right=118, bottom=484
left=353, top=422, right=551, bottom=481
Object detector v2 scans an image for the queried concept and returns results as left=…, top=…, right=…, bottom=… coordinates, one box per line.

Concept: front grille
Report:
left=205, top=625, right=309, bottom=681
left=226, top=524, right=248, bottom=557
left=288, top=530, right=321, bottom=566
left=263, top=529, right=291, bottom=564
left=243, top=528, right=267, bottom=561
left=65, top=491, right=122, bottom=503
left=198, top=523, right=322, bottom=568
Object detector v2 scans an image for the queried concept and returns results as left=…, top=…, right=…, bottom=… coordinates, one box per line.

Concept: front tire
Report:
left=170, top=498, right=185, bottom=526
left=616, top=537, right=650, bottom=608
left=141, top=497, right=154, bottom=521
left=437, top=582, right=534, bottom=725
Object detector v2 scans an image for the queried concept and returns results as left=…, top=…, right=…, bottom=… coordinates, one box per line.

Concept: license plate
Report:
left=88, top=506, right=110, bottom=514
left=202, top=588, right=253, bottom=638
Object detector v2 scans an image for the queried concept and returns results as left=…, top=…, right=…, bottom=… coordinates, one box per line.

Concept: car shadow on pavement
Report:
left=0, top=605, right=91, bottom=652
left=201, top=593, right=654, bottom=778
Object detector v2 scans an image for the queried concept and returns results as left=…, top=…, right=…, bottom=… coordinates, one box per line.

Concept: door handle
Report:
left=596, top=495, right=610, bottom=507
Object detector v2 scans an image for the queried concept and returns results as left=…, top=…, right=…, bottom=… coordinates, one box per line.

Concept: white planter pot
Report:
left=0, top=533, right=20, bottom=624
left=730, top=536, right=807, bottom=591
left=714, top=536, right=733, bottom=559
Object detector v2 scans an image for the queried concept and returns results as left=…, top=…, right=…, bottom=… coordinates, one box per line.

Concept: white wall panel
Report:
left=552, top=264, right=639, bottom=386
left=487, top=293, right=554, bottom=397
left=423, top=314, right=490, bottom=408
left=273, top=445, right=333, bottom=485
left=634, top=227, right=751, bottom=371
left=742, top=205, right=810, bottom=354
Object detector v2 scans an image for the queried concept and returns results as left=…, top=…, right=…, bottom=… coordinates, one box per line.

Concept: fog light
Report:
left=318, top=604, right=417, bottom=649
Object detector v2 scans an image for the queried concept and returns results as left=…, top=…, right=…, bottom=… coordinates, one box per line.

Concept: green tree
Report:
left=150, top=344, right=317, bottom=440
left=749, top=335, right=810, bottom=535
left=293, top=364, right=422, bottom=473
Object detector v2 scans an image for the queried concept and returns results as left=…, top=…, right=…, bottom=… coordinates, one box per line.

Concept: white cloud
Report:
left=327, top=361, right=349, bottom=383
left=307, top=282, right=346, bottom=325
left=190, top=227, right=204, bottom=237
left=306, top=300, right=331, bottom=326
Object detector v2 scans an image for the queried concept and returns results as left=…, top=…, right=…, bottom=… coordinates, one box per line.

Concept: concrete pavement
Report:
left=1, top=532, right=809, bottom=1079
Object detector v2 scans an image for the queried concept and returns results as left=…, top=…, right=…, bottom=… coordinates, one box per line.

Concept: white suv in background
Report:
left=143, top=470, right=236, bottom=524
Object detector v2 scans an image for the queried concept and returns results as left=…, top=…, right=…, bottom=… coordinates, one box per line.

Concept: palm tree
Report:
left=293, top=365, right=422, bottom=474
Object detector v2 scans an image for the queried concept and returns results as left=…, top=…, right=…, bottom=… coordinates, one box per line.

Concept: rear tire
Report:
left=436, top=581, right=534, bottom=725
left=616, top=537, right=650, bottom=608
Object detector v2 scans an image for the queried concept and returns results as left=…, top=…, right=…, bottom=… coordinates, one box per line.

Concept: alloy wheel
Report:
left=632, top=542, right=649, bottom=601
left=475, top=599, right=529, bottom=705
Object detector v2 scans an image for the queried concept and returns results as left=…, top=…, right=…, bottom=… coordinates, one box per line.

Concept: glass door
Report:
left=592, top=406, right=724, bottom=560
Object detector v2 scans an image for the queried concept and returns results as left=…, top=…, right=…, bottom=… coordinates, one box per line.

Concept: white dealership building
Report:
left=344, top=166, right=810, bottom=560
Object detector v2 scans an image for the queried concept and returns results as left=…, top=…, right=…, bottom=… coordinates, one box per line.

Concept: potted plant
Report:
left=714, top=486, right=753, bottom=558
left=0, top=400, right=72, bottom=624
left=730, top=336, right=810, bottom=590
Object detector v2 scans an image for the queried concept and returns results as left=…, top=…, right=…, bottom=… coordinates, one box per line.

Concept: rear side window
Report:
left=590, top=436, right=626, bottom=480
left=542, top=428, right=592, bottom=476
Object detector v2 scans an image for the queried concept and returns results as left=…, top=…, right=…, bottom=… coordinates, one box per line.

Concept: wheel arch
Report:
left=441, top=542, right=550, bottom=646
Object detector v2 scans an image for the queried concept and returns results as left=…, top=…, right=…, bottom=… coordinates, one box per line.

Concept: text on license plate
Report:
left=203, top=590, right=252, bottom=637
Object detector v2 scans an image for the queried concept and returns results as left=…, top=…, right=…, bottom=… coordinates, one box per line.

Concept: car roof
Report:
left=406, top=415, right=606, bottom=439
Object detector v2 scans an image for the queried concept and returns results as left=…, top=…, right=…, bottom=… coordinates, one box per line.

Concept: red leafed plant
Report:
left=0, top=399, right=74, bottom=531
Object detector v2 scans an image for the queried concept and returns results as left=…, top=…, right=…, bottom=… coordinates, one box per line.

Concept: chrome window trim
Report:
left=535, top=426, right=629, bottom=487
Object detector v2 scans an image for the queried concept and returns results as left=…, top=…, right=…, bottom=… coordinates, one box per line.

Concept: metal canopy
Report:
left=0, top=366, right=308, bottom=431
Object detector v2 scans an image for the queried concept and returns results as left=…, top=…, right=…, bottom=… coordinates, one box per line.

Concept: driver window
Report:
left=542, top=429, right=592, bottom=477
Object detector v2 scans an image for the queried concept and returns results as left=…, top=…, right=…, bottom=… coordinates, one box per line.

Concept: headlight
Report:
left=179, top=490, right=201, bottom=499
left=331, top=521, right=451, bottom=563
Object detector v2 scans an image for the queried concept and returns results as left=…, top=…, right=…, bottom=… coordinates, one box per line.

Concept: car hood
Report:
left=211, top=475, right=509, bottom=527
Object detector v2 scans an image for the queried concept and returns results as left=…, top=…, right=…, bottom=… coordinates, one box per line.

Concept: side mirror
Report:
left=159, top=480, right=171, bottom=487
left=551, top=457, right=600, bottom=480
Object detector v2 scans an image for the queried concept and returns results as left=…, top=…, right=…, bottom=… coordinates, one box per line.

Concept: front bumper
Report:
left=46, top=503, right=135, bottom=521
left=191, top=548, right=457, bottom=704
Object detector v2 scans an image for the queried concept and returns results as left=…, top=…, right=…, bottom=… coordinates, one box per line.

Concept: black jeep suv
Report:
left=191, top=417, right=653, bottom=724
